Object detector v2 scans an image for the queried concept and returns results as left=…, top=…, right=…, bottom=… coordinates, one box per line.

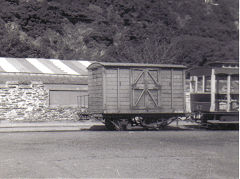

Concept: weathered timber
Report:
left=88, top=62, right=186, bottom=115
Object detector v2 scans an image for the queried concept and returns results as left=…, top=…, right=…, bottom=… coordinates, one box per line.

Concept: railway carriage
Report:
left=188, top=61, right=239, bottom=123
left=87, top=62, right=186, bottom=130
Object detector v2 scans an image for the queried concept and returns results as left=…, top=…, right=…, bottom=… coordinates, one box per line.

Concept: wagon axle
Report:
left=104, top=116, right=177, bottom=131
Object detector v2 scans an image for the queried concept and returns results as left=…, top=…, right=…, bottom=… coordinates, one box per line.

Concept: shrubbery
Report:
left=0, top=0, right=238, bottom=67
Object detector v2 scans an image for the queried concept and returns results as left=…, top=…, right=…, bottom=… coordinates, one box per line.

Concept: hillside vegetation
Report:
left=0, top=0, right=238, bottom=67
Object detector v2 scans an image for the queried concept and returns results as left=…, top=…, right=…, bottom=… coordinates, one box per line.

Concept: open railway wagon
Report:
left=188, top=61, right=239, bottom=123
left=87, top=62, right=186, bottom=130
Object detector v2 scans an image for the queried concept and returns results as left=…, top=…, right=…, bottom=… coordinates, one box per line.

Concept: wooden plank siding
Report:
left=88, top=67, right=104, bottom=113
left=104, top=68, right=131, bottom=111
left=119, top=69, right=131, bottom=110
left=105, top=68, right=118, bottom=110
left=158, top=69, right=184, bottom=112
left=88, top=63, right=186, bottom=114
left=172, top=70, right=185, bottom=112
left=159, top=69, right=172, bottom=109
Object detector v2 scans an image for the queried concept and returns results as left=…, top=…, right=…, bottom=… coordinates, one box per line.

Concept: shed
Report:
left=188, top=61, right=239, bottom=115
left=87, top=62, right=186, bottom=117
left=0, top=57, right=92, bottom=121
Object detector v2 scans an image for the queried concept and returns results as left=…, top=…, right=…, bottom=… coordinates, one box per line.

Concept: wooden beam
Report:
left=195, top=76, right=198, bottom=93
left=158, top=69, right=160, bottom=107
left=117, top=68, right=120, bottom=111
left=143, top=70, right=146, bottom=108
left=131, top=69, right=135, bottom=108
left=210, top=69, right=216, bottom=112
left=227, top=75, right=231, bottom=112
left=147, top=71, right=160, bottom=86
left=190, top=76, right=193, bottom=93
left=133, top=71, right=144, bottom=85
left=102, top=68, right=106, bottom=111
left=130, top=69, right=133, bottom=108
left=183, top=70, right=186, bottom=112
left=147, top=89, right=158, bottom=107
left=202, top=75, right=205, bottom=93
left=135, top=90, right=145, bottom=106
left=171, top=69, right=173, bottom=108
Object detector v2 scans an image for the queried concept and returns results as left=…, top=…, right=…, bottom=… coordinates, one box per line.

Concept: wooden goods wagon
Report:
left=87, top=62, right=186, bottom=130
left=188, top=61, right=239, bottom=123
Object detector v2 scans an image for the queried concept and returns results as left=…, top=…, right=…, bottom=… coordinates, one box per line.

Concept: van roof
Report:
left=87, top=62, right=186, bottom=69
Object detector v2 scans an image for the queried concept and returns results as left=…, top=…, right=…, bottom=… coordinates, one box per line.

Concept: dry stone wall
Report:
left=0, top=81, right=80, bottom=121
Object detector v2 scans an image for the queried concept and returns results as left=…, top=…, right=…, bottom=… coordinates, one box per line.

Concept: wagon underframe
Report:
left=102, top=113, right=184, bottom=131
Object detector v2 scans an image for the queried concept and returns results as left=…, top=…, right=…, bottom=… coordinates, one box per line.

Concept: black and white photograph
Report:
left=0, top=0, right=239, bottom=178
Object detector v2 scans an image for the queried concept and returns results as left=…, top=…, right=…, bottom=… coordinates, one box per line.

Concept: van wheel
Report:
left=104, top=119, right=115, bottom=131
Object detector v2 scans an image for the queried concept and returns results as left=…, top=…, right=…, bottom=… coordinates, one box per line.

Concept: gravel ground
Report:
left=0, top=129, right=238, bottom=178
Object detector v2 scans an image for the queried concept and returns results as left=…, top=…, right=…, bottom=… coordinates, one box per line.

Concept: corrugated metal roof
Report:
left=0, top=57, right=92, bottom=75
left=88, top=62, right=186, bottom=69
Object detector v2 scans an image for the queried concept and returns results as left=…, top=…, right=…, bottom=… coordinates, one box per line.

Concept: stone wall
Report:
left=0, top=81, right=80, bottom=121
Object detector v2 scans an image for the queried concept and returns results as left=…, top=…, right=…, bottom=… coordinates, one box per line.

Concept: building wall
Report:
left=0, top=81, right=84, bottom=121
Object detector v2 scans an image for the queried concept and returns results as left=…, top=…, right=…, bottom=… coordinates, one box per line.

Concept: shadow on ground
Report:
left=84, top=123, right=239, bottom=131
